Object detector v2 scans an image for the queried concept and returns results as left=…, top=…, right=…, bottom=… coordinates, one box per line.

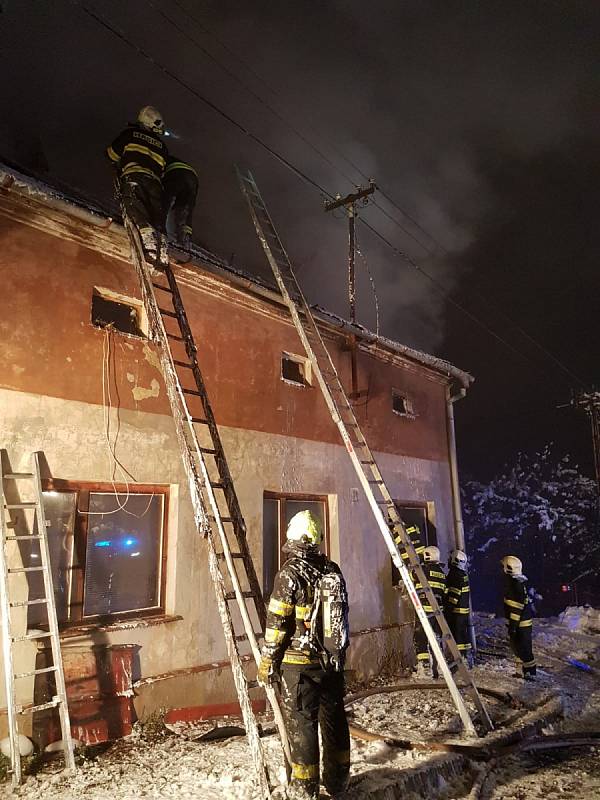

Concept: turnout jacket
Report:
left=393, top=522, right=425, bottom=564
left=503, top=574, right=533, bottom=629
left=163, top=156, right=199, bottom=193
left=414, top=561, right=446, bottom=613
left=263, top=544, right=346, bottom=669
left=106, top=123, right=168, bottom=182
left=445, top=565, right=470, bottom=615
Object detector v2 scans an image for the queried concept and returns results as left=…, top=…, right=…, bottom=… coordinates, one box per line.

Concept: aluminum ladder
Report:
left=0, top=452, right=76, bottom=786
left=119, top=214, right=290, bottom=796
left=237, top=168, right=493, bottom=736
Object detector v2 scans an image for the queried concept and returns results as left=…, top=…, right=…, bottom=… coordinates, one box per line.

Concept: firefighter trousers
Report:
left=447, top=613, right=471, bottom=653
left=163, top=184, right=197, bottom=246
left=280, top=664, right=350, bottom=800
left=414, top=614, right=442, bottom=671
left=508, top=625, right=536, bottom=676
left=120, top=174, right=164, bottom=234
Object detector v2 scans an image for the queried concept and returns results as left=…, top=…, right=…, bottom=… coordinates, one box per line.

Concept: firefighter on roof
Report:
left=414, top=545, right=446, bottom=678
left=162, top=155, right=199, bottom=249
left=501, top=555, right=536, bottom=679
left=444, top=549, right=473, bottom=667
left=106, top=106, right=169, bottom=265
left=257, top=510, right=350, bottom=800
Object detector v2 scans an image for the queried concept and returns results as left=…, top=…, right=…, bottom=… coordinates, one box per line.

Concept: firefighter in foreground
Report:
left=414, top=545, right=446, bottom=678
left=106, top=106, right=169, bottom=264
left=444, top=549, right=473, bottom=668
left=257, top=511, right=350, bottom=800
left=162, top=155, right=199, bottom=249
left=501, top=555, right=536, bottom=680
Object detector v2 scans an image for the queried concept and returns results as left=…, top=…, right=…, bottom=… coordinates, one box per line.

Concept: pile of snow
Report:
left=558, top=606, right=600, bottom=634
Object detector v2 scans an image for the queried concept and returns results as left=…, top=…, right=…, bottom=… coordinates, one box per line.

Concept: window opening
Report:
left=92, top=288, right=146, bottom=338
left=281, top=352, right=311, bottom=387
left=392, top=389, right=415, bottom=417
left=262, top=492, right=328, bottom=597
left=390, top=503, right=436, bottom=588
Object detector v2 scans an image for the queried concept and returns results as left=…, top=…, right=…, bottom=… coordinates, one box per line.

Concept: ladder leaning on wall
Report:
left=119, top=210, right=290, bottom=797
left=0, top=452, right=76, bottom=786
left=236, top=167, right=493, bottom=737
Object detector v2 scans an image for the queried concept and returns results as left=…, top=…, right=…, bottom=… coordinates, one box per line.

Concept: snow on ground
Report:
left=2, top=613, right=599, bottom=799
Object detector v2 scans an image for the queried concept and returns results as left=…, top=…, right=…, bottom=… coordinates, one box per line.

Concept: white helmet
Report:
left=449, top=549, right=468, bottom=569
left=286, top=510, right=322, bottom=547
left=137, top=106, right=165, bottom=135
left=501, top=555, right=522, bottom=576
left=423, top=545, right=441, bottom=563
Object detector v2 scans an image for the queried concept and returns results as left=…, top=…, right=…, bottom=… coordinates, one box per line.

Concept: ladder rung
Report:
left=246, top=679, right=259, bottom=690
left=8, top=566, right=45, bottom=573
left=224, top=591, right=256, bottom=600
left=14, top=665, right=57, bottom=679
left=191, top=417, right=209, bottom=425
left=360, top=460, right=375, bottom=465
left=152, top=283, right=173, bottom=292
left=199, top=447, right=217, bottom=455
left=5, top=534, right=43, bottom=541
left=158, top=308, right=178, bottom=318
left=216, top=552, right=243, bottom=559
left=5, top=502, right=37, bottom=509
left=10, top=598, right=48, bottom=607
left=183, top=389, right=202, bottom=396
left=173, top=360, right=194, bottom=369
left=368, top=480, right=384, bottom=485
left=234, top=632, right=261, bottom=643
left=166, top=333, right=184, bottom=342
left=210, top=482, right=226, bottom=490
left=18, top=698, right=60, bottom=715
left=4, top=473, right=34, bottom=480
left=12, top=631, right=52, bottom=642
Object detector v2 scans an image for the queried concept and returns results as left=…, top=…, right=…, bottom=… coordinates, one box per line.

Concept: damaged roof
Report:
left=0, top=160, right=473, bottom=390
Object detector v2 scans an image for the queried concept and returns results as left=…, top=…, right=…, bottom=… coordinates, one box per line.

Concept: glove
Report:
left=257, top=655, right=275, bottom=686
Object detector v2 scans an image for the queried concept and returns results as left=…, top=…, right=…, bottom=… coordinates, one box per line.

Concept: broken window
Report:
left=262, top=493, right=328, bottom=597
left=92, top=288, right=145, bottom=337
left=33, top=481, right=168, bottom=630
left=392, top=389, right=415, bottom=417
left=281, top=352, right=311, bottom=387
left=390, top=503, right=436, bottom=588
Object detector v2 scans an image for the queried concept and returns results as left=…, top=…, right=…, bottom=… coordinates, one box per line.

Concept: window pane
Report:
left=29, top=492, right=77, bottom=626
left=83, top=493, right=163, bottom=617
left=262, top=498, right=280, bottom=597
left=284, top=500, right=327, bottom=554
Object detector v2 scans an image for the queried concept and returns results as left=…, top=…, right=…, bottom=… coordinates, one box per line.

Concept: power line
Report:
left=76, top=1, right=586, bottom=389
left=156, top=1, right=588, bottom=389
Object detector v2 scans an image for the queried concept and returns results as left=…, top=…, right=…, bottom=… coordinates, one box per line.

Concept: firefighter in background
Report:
left=106, top=106, right=169, bottom=264
left=501, top=556, right=536, bottom=680
left=444, top=549, right=473, bottom=668
left=257, top=510, right=350, bottom=800
left=414, top=545, right=446, bottom=678
left=162, top=155, right=199, bottom=249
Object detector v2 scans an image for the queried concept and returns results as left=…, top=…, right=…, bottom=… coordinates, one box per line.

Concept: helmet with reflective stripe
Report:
left=423, top=545, right=441, bottom=563
left=286, top=510, right=322, bottom=546
left=450, top=549, right=468, bottom=568
left=138, top=106, right=165, bottom=135
left=501, top=555, right=522, bottom=576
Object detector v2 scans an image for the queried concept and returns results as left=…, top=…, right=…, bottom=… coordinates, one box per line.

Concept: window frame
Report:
left=390, top=500, right=437, bottom=588
left=391, top=388, right=417, bottom=419
left=41, top=478, right=169, bottom=629
left=262, top=491, right=330, bottom=596
left=281, top=351, right=312, bottom=388
left=91, top=286, right=149, bottom=339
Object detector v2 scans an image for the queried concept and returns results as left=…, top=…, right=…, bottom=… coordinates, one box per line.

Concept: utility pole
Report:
left=572, top=389, right=600, bottom=500
left=324, top=181, right=376, bottom=398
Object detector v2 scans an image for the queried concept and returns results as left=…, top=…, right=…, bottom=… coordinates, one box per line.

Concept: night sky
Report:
left=2, top=1, right=599, bottom=481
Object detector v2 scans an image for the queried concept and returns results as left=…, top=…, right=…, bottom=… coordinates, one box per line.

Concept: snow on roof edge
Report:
left=0, top=161, right=473, bottom=390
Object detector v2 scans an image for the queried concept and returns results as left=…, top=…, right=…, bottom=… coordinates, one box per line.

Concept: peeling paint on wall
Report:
left=143, top=343, right=162, bottom=374
left=132, top=378, right=160, bottom=401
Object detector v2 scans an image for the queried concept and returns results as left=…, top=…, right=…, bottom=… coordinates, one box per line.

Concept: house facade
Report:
left=0, top=165, right=472, bottom=743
